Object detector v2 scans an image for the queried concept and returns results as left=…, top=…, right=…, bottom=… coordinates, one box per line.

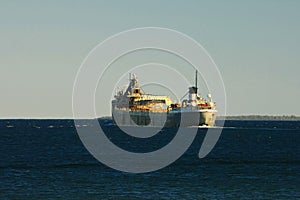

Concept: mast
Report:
left=195, top=70, right=198, bottom=94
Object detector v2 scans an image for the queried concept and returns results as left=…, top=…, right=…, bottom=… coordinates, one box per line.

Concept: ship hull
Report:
left=112, top=108, right=216, bottom=127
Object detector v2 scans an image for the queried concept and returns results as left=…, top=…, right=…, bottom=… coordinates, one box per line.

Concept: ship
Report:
left=111, top=71, right=217, bottom=127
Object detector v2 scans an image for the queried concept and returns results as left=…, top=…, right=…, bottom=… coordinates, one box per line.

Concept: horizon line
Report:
left=0, top=114, right=299, bottom=120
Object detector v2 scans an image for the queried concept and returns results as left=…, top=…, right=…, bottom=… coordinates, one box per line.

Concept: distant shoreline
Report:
left=217, top=115, right=300, bottom=121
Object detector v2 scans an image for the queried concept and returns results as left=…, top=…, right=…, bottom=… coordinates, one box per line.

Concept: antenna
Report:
left=129, top=73, right=131, bottom=82
left=195, top=70, right=198, bottom=89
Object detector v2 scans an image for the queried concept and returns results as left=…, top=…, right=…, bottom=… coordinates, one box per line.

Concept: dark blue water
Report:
left=1, top=120, right=299, bottom=199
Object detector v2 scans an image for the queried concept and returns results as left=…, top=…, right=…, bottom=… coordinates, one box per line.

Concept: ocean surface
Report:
left=0, top=119, right=299, bottom=199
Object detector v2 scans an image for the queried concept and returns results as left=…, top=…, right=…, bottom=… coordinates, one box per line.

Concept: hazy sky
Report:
left=1, top=0, right=299, bottom=118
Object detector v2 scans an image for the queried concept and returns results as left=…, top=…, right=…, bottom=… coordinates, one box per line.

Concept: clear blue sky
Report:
left=0, top=0, right=299, bottom=118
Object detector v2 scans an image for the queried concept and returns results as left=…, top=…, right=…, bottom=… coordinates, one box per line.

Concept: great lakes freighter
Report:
left=111, top=71, right=217, bottom=127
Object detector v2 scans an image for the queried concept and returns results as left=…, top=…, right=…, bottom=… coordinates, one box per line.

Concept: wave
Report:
left=1, top=159, right=299, bottom=170
left=0, top=163, right=100, bottom=170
